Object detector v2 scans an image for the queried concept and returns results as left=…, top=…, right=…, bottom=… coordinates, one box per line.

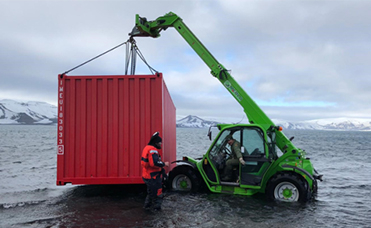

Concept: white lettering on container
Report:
left=58, top=145, right=64, bottom=155
left=58, top=78, right=64, bottom=155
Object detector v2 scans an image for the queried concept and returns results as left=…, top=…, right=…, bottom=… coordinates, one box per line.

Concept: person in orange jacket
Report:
left=141, top=132, right=169, bottom=211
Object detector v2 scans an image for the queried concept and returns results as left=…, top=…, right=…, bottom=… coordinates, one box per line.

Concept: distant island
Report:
left=1, top=99, right=371, bottom=131
left=0, top=99, right=57, bottom=125
left=177, top=115, right=371, bottom=131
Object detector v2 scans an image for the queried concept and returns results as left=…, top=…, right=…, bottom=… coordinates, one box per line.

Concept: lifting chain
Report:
left=61, top=37, right=158, bottom=76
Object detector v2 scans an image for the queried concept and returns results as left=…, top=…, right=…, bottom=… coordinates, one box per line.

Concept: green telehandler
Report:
left=130, top=12, right=322, bottom=202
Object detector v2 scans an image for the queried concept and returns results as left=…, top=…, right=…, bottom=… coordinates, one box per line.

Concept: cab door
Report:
left=202, top=130, right=232, bottom=183
left=240, top=127, right=271, bottom=186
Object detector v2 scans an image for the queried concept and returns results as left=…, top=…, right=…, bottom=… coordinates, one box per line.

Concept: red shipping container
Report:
left=56, top=73, right=176, bottom=185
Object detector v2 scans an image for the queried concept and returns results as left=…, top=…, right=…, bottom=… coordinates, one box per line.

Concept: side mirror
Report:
left=207, top=131, right=212, bottom=141
left=207, top=125, right=212, bottom=141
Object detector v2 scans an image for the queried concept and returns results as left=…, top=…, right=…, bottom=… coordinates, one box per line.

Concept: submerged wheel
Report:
left=266, top=172, right=310, bottom=202
left=169, top=165, right=200, bottom=192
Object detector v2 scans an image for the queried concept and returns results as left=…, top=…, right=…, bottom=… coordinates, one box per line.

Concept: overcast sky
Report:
left=1, top=0, right=370, bottom=122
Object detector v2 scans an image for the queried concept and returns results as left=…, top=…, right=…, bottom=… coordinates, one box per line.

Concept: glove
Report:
left=161, top=168, right=168, bottom=181
left=162, top=173, right=168, bottom=182
left=239, top=157, right=246, bottom=165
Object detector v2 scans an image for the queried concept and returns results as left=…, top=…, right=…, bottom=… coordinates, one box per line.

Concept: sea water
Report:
left=0, top=125, right=370, bottom=227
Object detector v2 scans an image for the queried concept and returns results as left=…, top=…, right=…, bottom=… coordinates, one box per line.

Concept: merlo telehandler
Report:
left=130, top=12, right=322, bottom=202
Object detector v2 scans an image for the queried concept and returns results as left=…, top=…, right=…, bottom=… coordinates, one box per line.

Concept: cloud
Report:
left=1, top=0, right=371, bottom=121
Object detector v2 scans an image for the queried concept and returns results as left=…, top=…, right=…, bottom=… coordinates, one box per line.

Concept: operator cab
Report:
left=204, top=125, right=272, bottom=186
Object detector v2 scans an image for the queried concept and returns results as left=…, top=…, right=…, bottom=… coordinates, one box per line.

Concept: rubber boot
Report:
left=153, top=194, right=163, bottom=211
left=143, top=195, right=152, bottom=210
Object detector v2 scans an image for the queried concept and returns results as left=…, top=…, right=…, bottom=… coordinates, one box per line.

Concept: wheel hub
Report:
left=282, top=188, right=293, bottom=198
left=180, top=180, right=188, bottom=189
left=172, top=174, right=192, bottom=191
left=274, top=181, right=299, bottom=202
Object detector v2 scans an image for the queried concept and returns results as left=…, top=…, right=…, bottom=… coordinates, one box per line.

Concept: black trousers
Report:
left=143, top=175, right=163, bottom=209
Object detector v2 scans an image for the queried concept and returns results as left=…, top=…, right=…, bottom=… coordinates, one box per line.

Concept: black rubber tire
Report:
left=266, top=172, right=310, bottom=202
left=313, top=179, right=318, bottom=194
left=169, top=165, right=201, bottom=193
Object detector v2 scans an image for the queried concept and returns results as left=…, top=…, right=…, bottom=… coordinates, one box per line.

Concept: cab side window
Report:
left=242, top=128, right=265, bottom=156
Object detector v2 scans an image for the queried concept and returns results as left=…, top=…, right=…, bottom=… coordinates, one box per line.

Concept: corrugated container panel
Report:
left=57, top=73, right=176, bottom=185
left=162, top=81, right=177, bottom=172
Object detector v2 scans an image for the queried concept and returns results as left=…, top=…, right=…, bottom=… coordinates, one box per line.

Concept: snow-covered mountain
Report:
left=274, top=118, right=371, bottom=131
left=176, top=115, right=371, bottom=131
left=176, top=115, right=220, bottom=128
left=0, top=99, right=57, bottom=124
left=1, top=99, right=371, bottom=130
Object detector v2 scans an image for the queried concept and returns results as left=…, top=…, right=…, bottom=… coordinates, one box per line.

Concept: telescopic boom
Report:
left=130, top=12, right=300, bottom=155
